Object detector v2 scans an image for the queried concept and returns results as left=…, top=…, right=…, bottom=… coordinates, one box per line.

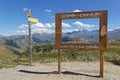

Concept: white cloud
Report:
left=32, top=22, right=55, bottom=33
left=73, top=9, right=82, bottom=12
left=31, top=23, right=54, bottom=33
left=116, top=26, right=120, bottom=29
left=32, top=22, right=45, bottom=28
left=44, top=9, right=54, bottom=19
left=10, top=24, right=29, bottom=35
left=11, top=22, right=56, bottom=35
left=62, top=22, right=71, bottom=28
left=108, top=29, right=113, bottom=31
left=17, top=30, right=26, bottom=33
left=32, top=27, right=54, bottom=34
left=10, top=29, right=28, bottom=35
left=23, top=8, right=29, bottom=11
left=62, top=29, right=79, bottom=33
left=19, top=24, right=28, bottom=29
left=45, top=9, right=52, bottom=13
left=52, top=23, right=55, bottom=27
left=73, top=21, right=95, bottom=29
left=32, top=22, right=54, bottom=28
left=45, top=23, right=52, bottom=28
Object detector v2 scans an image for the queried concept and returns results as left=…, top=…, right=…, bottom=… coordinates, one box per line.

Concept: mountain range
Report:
left=0, top=28, right=120, bottom=51
left=0, top=35, right=3, bottom=38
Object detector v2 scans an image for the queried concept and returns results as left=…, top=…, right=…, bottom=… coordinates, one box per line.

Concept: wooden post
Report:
left=58, top=49, right=61, bottom=74
left=27, top=10, right=32, bottom=66
left=28, top=22, right=32, bottom=66
left=100, top=50, right=104, bottom=78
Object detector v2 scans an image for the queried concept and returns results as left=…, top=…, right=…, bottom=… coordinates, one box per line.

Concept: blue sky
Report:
left=0, top=0, right=120, bottom=36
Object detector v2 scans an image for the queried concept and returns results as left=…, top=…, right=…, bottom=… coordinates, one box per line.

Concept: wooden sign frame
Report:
left=55, top=10, right=107, bottom=78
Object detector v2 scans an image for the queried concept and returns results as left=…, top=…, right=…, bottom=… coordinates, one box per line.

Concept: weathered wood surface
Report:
left=55, top=10, right=107, bottom=78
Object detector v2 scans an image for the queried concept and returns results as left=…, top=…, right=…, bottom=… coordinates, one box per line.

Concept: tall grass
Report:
left=30, top=47, right=120, bottom=65
left=1, top=41, right=120, bottom=69
left=30, top=42, right=120, bottom=65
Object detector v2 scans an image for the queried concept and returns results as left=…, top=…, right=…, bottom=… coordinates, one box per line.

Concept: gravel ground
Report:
left=0, top=62, right=120, bottom=80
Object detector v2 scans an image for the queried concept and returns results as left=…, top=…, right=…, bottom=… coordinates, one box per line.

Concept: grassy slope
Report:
left=0, top=45, right=17, bottom=62
left=27, top=41, right=120, bottom=65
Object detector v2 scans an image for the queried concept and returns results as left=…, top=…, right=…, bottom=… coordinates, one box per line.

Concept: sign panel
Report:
left=55, top=10, right=108, bottom=77
left=59, top=43, right=99, bottom=50
left=28, top=17, right=39, bottom=23
left=56, top=10, right=107, bottom=51
left=61, top=11, right=101, bottom=19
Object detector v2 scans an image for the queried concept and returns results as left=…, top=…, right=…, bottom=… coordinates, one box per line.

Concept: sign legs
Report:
left=100, top=50, right=104, bottom=78
left=58, top=49, right=61, bottom=74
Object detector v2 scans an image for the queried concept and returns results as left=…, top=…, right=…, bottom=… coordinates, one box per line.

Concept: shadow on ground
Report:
left=19, top=70, right=100, bottom=78
left=62, top=71, right=100, bottom=78
left=19, top=70, right=58, bottom=74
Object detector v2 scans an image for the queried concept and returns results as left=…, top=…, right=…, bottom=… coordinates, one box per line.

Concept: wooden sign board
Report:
left=55, top=10, right=108, bottom=78
left=56, top=10, right=107, bottom=51
left=59, top=43, right=99, bottom=51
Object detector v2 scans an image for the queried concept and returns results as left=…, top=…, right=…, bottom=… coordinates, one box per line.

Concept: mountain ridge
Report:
left=0, top=28, right=120, bottom=51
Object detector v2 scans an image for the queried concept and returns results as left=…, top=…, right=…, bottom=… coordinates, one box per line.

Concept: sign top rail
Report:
left=56, top=10, right=107, bottom=19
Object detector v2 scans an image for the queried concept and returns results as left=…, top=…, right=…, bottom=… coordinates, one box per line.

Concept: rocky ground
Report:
left=0, top=62, right=120, bottom=80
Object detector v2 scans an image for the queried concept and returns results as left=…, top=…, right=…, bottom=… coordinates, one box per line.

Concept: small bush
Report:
left=112, top=56, right=120, bottom=65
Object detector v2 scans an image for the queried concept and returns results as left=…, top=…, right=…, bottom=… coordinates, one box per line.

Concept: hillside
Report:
left=0, top=29, right=120, bottom=64
left=108, top=28, right=120, bottom=40
left=1, top=28, right=120, bottom=50
left=0, top=35, right=3, bottom=38
left=0, top=45, right=17, bottom=62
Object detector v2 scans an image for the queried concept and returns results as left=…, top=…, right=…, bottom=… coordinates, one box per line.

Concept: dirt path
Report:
left=0, top=62, right=120, bottom=80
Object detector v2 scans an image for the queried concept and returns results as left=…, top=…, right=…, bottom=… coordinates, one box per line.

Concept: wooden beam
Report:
left=55, top=14, right=62, bottom=49
left=100, top=50, right=104, bottom=78
left=58, top=49, right=61, bottom=74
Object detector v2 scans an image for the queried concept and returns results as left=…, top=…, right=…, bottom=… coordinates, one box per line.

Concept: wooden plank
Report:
left=56, top=10, right=107, bottom=19
left=55, top=14, right=62, bottom=49
left=59, top=43, right=99, bottom=50
left=99, top=10, right=107, bottom=51
left=58, top=49, right=61, bottom=74
left=100, top=51, right=104, bottom=78
left=61, top=11, right=100, bottom=19
left=60, top=43, right=99, bottom=46
left=59, top=48, right=100, bottom=51
left=61, top=43, right=99, bottom=45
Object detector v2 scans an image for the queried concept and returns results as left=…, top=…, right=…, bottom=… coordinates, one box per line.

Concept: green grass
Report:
left=33, top=53, right=58, bottom=63
left=0, top=45, right=17, bottom=60
left=0, top=45, right=17, bottom=69
left=29, top=48, right=120, bottom=64
left=1, top=41, right=120, bottom=69
left=30, top=42, right=120, bottom=65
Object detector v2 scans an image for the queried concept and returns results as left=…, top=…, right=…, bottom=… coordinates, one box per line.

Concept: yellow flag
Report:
left=28, top=18, right=39, bottom=23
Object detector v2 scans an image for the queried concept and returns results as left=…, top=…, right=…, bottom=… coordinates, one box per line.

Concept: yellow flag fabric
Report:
left=28, top=18, right=39, bottom=23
